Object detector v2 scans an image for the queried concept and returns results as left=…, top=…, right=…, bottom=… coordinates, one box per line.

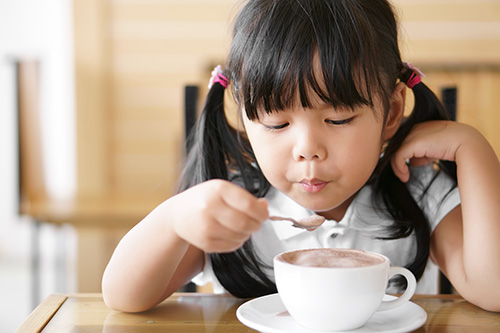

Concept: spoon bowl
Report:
left=269, top=215, right=325, bottom=231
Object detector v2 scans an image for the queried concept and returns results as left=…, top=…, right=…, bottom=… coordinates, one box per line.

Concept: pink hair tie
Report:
left=406, top=71, right=421, bottom=89
left=402, top=62, right=425, bottom=89
left=208, top=65, right=229, bottom=89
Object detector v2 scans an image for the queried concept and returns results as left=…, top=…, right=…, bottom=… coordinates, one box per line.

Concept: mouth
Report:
left=299, top=179, right=328, bottom=193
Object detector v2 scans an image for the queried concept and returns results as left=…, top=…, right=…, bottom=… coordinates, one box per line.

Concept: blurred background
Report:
left=1, top=0, right=499, bottom=331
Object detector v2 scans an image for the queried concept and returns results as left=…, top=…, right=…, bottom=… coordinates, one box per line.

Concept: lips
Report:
left=299, top=179, right=328, bottom=193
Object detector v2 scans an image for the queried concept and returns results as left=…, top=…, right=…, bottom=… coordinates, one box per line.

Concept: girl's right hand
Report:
left=169, top=179, right=269, bottom=253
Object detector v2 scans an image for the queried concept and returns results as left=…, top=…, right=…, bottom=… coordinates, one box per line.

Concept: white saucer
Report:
left=236, top=293, right=427, bottom=333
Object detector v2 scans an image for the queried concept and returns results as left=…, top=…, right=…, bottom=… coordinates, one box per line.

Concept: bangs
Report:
left=227, top=0, right=398, bottom=120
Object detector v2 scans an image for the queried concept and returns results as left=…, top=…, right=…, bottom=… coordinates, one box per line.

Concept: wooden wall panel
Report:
left=396, top=0, right=500, bottom=65
left=74, top=0, right=111, bottom=197
left=396, top=1, right=500, bottom=22
left=105, top=0, right=238, bottom=195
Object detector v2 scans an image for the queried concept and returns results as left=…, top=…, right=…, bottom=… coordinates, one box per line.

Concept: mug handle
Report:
left=378, top=266, right=417, bottom=311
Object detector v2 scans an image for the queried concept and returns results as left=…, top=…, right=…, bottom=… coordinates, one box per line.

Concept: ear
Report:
left=383, top=82, right=406, bottom=141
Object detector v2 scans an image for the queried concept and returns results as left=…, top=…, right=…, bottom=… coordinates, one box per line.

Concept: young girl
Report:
left=102, top=0, right=500, bottom=312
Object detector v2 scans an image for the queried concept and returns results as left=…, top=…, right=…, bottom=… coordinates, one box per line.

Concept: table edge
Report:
left=16, top=294, right=68, bottom=333
left=16, top=292, right=466, bottom=332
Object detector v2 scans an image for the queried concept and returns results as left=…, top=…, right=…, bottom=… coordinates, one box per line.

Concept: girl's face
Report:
left=242, top=83, right=405, bottom=221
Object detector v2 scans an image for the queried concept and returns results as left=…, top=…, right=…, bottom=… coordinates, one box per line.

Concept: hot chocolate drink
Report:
left=276, top=248, right=385, bottom=268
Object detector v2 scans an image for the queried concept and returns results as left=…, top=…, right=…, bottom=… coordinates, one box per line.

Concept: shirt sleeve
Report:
left=408, top=165, right=461, bottom=232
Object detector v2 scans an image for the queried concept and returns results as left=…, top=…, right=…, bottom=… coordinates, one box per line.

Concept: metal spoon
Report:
left=269, top=215, right=326, bottom=231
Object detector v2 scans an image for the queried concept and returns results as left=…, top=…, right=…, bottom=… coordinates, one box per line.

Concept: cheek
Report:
left=251, top=139, right=286, bottom=180
left=340, top=127, right=383, bottom=173
left=245, top=131, right=289, bottom=185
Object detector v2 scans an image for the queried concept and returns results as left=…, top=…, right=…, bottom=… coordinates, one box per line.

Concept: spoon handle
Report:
left=269, top=215, right=296, bottom=223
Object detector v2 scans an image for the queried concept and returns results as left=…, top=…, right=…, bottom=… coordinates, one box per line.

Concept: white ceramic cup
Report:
left=274, top=248, right=417, bottom=331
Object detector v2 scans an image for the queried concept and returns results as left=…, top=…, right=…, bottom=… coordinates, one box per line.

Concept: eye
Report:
left=263, top=122, right=289, bottom=131
left=326, top=117, right=355, bottom=126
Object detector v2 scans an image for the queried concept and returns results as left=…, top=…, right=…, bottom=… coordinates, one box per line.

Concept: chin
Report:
left=279, top=187, right=344, bottom=212
left=293, top=197, right=338, bottom=213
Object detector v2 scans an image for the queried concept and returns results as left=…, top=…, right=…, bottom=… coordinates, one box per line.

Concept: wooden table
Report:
left=17, top=293, right=500, bottom=332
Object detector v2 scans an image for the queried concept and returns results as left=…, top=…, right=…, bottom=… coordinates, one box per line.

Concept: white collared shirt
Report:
left=193, top=165, right=461, bottom=294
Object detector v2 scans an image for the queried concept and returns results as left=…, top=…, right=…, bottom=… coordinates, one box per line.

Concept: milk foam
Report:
left=278, top=248, right=384, bottom=268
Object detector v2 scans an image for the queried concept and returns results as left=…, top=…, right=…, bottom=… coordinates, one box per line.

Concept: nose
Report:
left=292, top=128, right=327, bottom=162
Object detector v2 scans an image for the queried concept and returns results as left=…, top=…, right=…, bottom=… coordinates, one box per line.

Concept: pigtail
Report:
left=180, top=68, right=265, bottom=192
left=178, top=66, right=276, bottom=298
left=371, top=64, right=457, bottom=284
left=400, top=68, right=457, bottom=180
left=394, top=64, right=457, bottom=184
left=179, top=70, right=231, bottom=189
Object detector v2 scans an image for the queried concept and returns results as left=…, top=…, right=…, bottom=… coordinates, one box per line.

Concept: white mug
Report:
left=274, top=248, right=417, bottom=331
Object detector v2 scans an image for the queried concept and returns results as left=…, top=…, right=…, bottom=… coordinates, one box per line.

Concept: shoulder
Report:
left=406, top=164, right=456, bottom=198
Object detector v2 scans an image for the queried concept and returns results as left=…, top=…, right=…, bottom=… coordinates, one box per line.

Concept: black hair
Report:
left=179, top=0, right=457, bottom=298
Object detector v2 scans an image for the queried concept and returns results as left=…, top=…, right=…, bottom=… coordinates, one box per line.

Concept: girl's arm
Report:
left=102, top=179, right=269, bottom=312
left=392, top=121, right=500, bottom=312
